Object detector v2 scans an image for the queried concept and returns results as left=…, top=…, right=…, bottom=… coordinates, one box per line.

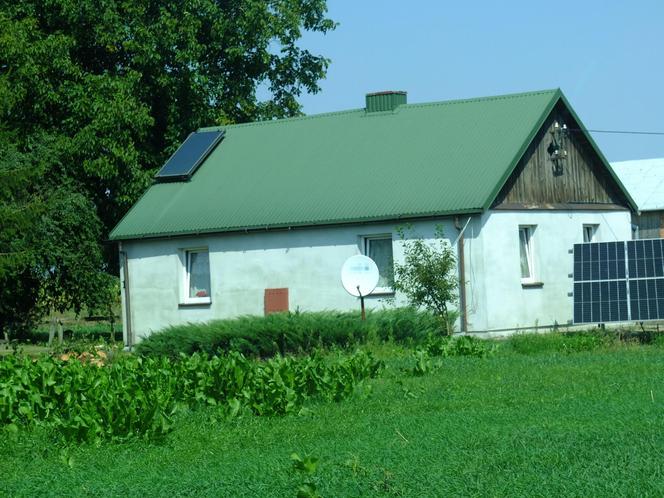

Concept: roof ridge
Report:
left=402, top=88, right=560, bottom=110
left=198, top=88, right=560, bottom=132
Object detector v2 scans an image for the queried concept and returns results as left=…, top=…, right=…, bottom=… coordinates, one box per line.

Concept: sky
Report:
left=295, top=0, right=663, bottom=162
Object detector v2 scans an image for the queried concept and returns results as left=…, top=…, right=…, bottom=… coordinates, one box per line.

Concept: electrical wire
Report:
left=569, top=128, right=664, bottom=136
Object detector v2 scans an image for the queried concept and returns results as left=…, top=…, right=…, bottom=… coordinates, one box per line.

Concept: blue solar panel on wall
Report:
left=573, top=239, right=664, bottom=324
left=573, top=241, right=628, bottom=324
left=155, top=130, right=224, bottom=181
left=627, top=239, right=664, bottom=321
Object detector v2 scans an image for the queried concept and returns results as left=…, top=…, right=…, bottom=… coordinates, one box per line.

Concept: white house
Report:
left=610, top=158, right=664, bottom=239
left=110, top=89, right=636, bottom=346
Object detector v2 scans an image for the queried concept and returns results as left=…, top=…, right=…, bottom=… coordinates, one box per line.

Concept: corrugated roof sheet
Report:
left=610, top=158, right=664, bottom=212
left=110, top=89, right=563, bottom=240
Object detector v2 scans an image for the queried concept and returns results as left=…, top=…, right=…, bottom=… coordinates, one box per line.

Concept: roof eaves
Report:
left=109, top=207, right=484, bottom=242
left=108, top=182, right=160, bottom=240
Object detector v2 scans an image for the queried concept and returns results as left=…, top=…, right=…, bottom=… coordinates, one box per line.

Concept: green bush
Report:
left=135, top=308, right=440, bottom=358
left=425, top=334, right=495, bottom=358
left=405, top=335, right=494, bottom=377
left=0, top=349, right=382, bottom=442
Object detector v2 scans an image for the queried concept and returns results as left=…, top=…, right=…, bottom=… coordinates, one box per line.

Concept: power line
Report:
left=570, top=128, right=664, bottom=136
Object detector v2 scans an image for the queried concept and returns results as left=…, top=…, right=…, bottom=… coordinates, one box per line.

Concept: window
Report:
left=364, top=235, right=394, bottom=293
left=182, top=248, right=211, bottom=304
left=519, top=226, right=535, bottom=282
left=583, top=224, right=598, bottom=243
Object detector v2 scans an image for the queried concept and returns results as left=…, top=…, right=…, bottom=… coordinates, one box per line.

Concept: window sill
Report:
left=521, top=281, right=543, bottom=288
left=179, top=298, right=212, bottom=307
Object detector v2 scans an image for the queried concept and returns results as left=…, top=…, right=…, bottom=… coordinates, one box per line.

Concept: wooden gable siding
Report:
left=634, top=211, right=664, bottom=239
left=493, top=101, right=628, bottom=210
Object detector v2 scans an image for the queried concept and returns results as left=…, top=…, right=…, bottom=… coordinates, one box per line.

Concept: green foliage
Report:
left=507, top=331, right=617, bottom=355
left=406, top=335, right=493, bottom=376
left=0, top=0, right=335, bottom=331
left=0, top=349, right=382, bottom=442
left=409, top=349, right=437, bottom=376
left=291, top=453, right=321, bottom=498
left=135, top=308, right=440, bottom=358
left=0, top=142, right=117, bottom=340
left=4, top=345, right=664, bottom=496
left=393, top=225, right=459, bottom=335
left=425, top=334, right=495, bottom=358
left=1, top=0, right=336, bottom=236
left=30, top=321, right=122, bottom=344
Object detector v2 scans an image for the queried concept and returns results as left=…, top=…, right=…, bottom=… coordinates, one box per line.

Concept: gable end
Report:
left=492, top=99, right=632, bottom=210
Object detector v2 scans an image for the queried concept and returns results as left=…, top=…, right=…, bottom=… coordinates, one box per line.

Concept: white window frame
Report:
left=519, top=225, right=537, bottom=284
left=362, top=234, right=394, bottom=295
left=583, top=224, right=598, bottom=243
left=180, top=247, right=212, bottom=305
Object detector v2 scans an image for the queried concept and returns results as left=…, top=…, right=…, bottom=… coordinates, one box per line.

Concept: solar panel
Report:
left=155, top=130, right=224, bottom=181
left=573, top=239, right=664, bottom=324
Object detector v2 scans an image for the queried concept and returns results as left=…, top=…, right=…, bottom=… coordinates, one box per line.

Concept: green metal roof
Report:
left=110, top=88, right=599, bottom=241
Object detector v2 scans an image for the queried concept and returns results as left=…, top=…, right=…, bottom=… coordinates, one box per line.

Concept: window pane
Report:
left=519, top=228, right=531, bottom=279
left=188, top=251, right=210, bottom=298
left=368, top=238, right=393, bottom=288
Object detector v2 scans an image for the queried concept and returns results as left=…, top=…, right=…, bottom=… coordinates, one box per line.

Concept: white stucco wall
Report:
left=464, top=209, right=632, bottom=331
left=119, top=209, right=632, bottom=343
left=120, top=219, right=458, bottom=343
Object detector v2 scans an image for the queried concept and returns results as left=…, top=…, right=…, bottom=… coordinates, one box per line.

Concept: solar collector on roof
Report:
left=155, top=130, right=225, bottom=181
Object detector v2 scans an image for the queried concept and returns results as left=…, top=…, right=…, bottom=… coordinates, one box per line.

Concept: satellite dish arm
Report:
left=356, top=285, right=366, bottom=321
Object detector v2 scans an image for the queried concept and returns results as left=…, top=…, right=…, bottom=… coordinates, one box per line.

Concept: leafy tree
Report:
left=393, top=226, right=459, bottom=335
left=0, top=0, right=335, bottom=334
left=0, top=0, right=336, bottom=238
left=0, top=143, right=115, bottom=340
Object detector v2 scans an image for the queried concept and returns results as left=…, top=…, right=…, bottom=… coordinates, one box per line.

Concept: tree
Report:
left=0, top=142, right=116, bottom=340
left=0, top=0, right=336, bottom=240
left=0, top=0, right=335, bottom=332
left=392, top=226, right=458, bottom=335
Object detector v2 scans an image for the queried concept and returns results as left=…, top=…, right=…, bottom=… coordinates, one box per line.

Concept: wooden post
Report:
left=48, top=314, right=56, bottom=345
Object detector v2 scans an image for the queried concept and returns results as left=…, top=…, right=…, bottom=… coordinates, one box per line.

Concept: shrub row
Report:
left=0, top=349, right=382, bottom=442
left=135, top=308, right=442, bottom=358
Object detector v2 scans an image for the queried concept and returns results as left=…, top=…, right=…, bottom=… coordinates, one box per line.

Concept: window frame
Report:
left=362, top=234, right=395, bottom=295
left=583, top=224, right=598, bottom=243
left=518, top=225, right=537, bottom=284
left=180, top=247, right=212, bottom=305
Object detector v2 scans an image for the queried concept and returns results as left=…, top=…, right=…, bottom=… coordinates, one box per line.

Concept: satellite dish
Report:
left=341, top=255, right=379, bottom=297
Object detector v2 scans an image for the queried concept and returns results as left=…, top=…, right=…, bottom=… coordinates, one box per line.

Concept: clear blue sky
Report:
left=296, top=0, right=663, bottom=162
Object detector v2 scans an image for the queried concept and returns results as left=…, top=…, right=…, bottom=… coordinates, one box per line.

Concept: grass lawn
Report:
left=0, top=344, right=50, bottom=357
left=2, top=342, right=664, bottom=496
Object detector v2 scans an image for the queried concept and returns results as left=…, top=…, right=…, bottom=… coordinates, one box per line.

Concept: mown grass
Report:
left=2, top=338, right=664, bottom=497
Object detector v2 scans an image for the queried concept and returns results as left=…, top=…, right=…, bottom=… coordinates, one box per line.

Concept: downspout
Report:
left=454, top=217, right=469, bottom=332
left=119, top=242, right=133, bottom=350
